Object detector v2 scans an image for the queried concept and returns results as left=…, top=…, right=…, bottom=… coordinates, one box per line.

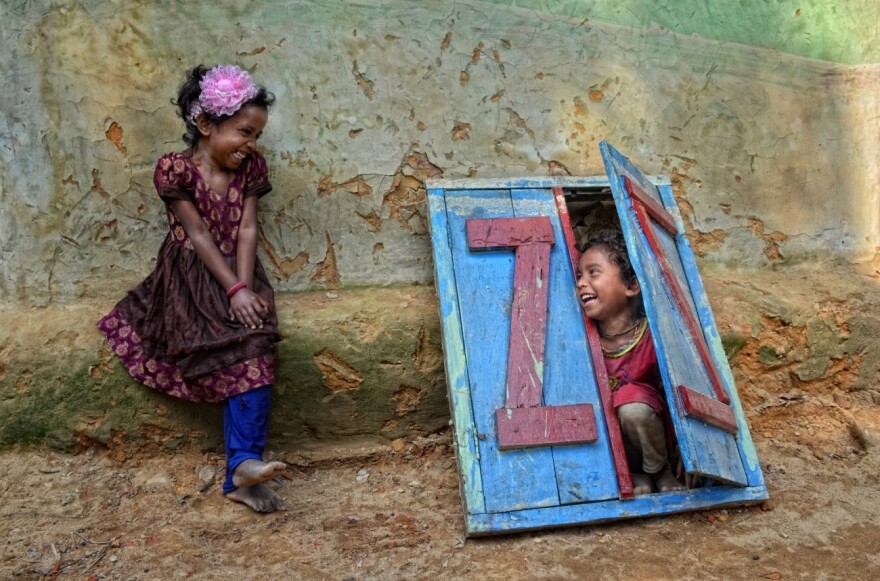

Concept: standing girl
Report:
left=99, top=65, right=287, bottom=513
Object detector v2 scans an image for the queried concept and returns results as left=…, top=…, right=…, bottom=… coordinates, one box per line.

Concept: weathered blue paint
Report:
left=510, top=187, right=619, bottom=505
left=653, top=183, right=766, bottom=488
left=466, top=485, right=769, bottom=536
left=600, top=141, right=748, bottom=486
left=447, top=189, right=560, bottom=512
left=425, top=151, right=767, bottom=535
left=427, top=187, right=486, bottom=515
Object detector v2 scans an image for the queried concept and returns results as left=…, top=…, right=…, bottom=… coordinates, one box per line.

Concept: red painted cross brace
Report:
left=466, top=217, right=597, bottom=450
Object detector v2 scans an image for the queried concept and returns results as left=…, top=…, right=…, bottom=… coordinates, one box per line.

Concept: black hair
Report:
left=172, top=64, right=276, bottom=148
left=582, top=229, right=638, bottom=289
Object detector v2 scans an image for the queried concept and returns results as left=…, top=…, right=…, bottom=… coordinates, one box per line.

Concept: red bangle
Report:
left=226, top=281, right=247, bottom=298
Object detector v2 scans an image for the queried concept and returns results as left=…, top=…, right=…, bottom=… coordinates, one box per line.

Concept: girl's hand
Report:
left=229, top=288, right=270, bottom=329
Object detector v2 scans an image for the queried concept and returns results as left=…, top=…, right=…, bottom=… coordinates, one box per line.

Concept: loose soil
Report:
left=2, top=390, right=879, bottom=581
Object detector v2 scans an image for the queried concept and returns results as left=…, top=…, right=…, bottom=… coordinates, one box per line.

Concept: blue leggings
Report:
left=222, top=385, right=272, bottom=495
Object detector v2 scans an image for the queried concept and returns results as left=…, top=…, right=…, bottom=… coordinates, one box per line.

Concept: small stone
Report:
left=325, top=292, right=339, bottom=299
left=391, top=438, right=406, bottom=452
left=197, top=466, right=216, bottom=492
left=109, top=555, right=118, bottom=563
left=356, top=468, right=370, bottom=482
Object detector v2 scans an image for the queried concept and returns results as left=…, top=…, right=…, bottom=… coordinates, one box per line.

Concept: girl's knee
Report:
left=617, top=402, right=656, bottom=427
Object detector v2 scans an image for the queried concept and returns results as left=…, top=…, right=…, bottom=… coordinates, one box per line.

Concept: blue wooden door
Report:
left=600, top=141, right=753, bottom=486
left=427, top=169, right=767, bottom=536
left=438, top=184, right=620, bottom=513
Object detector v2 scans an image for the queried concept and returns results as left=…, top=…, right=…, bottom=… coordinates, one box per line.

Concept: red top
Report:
left=602, top=320, right=667, bottom=415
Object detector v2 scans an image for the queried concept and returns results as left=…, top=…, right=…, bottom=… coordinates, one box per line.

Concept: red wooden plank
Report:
left=623, top=176, right=679, bottom=236
left=677, top=385, right=739, bottom=434
left=467, top=217, right=554, bottom=249
left=496, top=404, right=597, bottom=450
left=552, top=186, right=634, bottom=500
left=505, top=243, right=551, bottom=408
left=632, top=200, right=731, bottom=405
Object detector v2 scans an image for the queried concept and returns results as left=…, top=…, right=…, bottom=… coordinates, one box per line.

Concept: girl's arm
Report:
left=235, top=195, right=270, bottom=317
left=235, top=195, right=260, bottom=290
left=169, top=199, right=267, bottom=329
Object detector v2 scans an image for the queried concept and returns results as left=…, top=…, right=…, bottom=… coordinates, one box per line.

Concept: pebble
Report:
left=356, top=468, right=370, bottom=482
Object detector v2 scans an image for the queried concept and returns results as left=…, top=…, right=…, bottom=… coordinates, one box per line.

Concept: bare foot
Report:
left=632, top=472, right=653, bottom=495
left=225, top=483, right=285, bottom=513
left=654, top=464, right=685, bottom=492
left=231, top=459, right=288, bottom=489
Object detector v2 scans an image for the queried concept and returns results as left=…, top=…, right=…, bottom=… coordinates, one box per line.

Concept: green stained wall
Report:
left=2, top=0, right=880, bottom=447
left=485, top=0, right=880, bottom=65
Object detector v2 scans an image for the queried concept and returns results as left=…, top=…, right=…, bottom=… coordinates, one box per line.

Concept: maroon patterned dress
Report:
left=98, top=151, right=280, bottom=403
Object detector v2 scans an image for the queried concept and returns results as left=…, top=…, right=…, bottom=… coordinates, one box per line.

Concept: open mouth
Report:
left=579, top=293, right=597, bottom=307
left=232, top=151, right=247, bottom=160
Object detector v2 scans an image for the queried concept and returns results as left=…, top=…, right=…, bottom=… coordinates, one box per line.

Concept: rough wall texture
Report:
left=3, top=0, right=880, bottom=303
left=2, top=0, right=880, bottom=448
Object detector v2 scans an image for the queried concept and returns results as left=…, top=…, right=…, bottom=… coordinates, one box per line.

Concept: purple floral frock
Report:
left=98, top=151, right=280, bottom=403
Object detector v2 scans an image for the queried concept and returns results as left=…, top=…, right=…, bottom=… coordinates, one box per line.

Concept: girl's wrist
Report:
left=226, top=281, right=247, bottom=298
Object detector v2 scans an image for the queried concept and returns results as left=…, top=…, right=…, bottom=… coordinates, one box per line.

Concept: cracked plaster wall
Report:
left=2, top=0, right=880, bottom=304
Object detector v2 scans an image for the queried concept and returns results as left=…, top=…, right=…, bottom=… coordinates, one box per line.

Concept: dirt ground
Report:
left=2, top=388, right=879, bottom=581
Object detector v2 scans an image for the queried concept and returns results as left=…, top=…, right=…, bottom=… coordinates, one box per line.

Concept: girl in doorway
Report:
left=576, top=229, right=683, bottom=495
left=98, top=64, right=287, bottom=512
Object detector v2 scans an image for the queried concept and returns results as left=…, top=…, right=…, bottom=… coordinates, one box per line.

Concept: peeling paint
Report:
left=317, top=175, right=373, bottom=198
left=382, top=150, right=443, bottom=233
left=392, top=385, right=421, bottom=416
left=452, top=121, right=471, bottom=141
left=314, top=348, right=364, bottom=392
left=258, top=232, right=309, bottom=281
left=356, top=211, right=383, bottom=233
left=748, top=218, right=788, bottom=262
left=310, top=232, right=341, bottom=290
left=105, top=122, right=126, bottom=152
left=351, top=60, right=374, bottom=100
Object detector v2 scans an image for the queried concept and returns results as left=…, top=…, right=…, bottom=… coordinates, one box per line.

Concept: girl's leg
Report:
left=222, top=385, right=273, bottom=494
left=222, top=385, right=287, bottom=513
left=618, top=402, right=683, bottom=492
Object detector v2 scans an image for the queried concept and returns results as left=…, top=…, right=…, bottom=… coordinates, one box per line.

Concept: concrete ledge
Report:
left=0, top=286, right=448, bottom=452
left=2, top=265, right=879, bottom=453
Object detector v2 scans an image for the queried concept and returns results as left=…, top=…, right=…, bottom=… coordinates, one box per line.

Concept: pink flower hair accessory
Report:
left=189, top=65, right=259, bottom=123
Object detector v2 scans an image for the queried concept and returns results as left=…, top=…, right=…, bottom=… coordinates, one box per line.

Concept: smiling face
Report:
left=576, top=244, right=641, bottom=324
left=196, top=104, right=268, bottom=171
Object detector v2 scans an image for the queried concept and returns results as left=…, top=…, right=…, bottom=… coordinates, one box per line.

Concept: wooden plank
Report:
left=505, top=243, right=550, bottom=409
left=631, top=201, right=730, bottom=405
left=496, top=404, right=597, bottom=449
left=552, top=186, right=634, bottom=500
left=446, top=189, right=561, bottom=513
left=470, top=215, right=598, bottom=450
left=623, top=176, right=679, bottom=235
left=514, top=187, right=621, bottom=505
left=678, top=385, right=739, bottom=434
left=426, top=187, right=486, bottom=515
left=465, top=484, right=769, bottom=536
left=654, top=182, right=766, bottom=489
left=466, top=217, right=554, bottom=249
left=600, top=140, right=748, bottom=487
